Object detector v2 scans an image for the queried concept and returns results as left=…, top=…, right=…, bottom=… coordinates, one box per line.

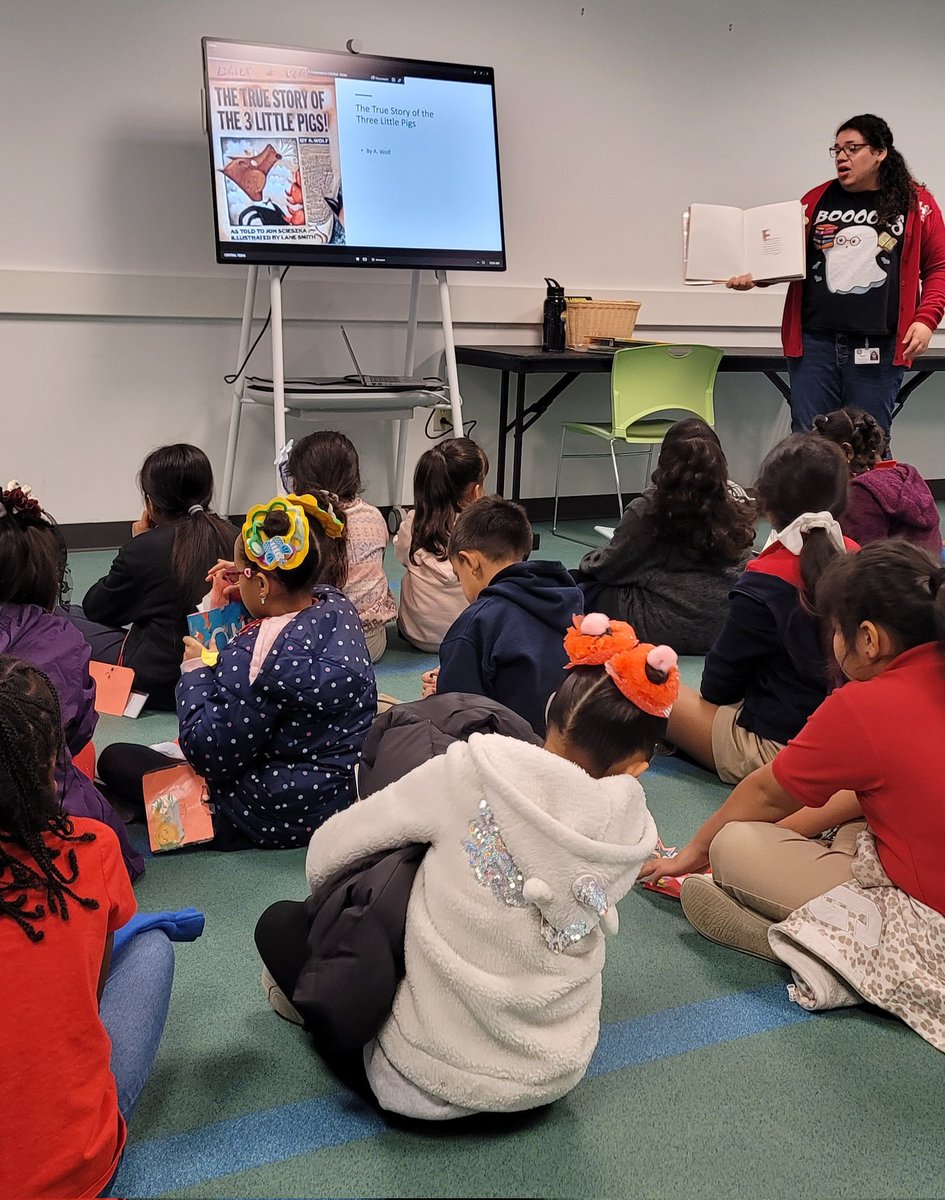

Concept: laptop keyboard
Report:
left=363, top=374, right=407, bottom=386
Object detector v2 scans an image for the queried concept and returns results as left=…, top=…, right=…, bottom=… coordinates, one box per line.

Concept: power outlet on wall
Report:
left=431, top=407, right=453, bottom=435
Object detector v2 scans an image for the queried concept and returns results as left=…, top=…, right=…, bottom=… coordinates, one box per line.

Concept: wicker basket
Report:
left=564, top=299, right=642, bottom=350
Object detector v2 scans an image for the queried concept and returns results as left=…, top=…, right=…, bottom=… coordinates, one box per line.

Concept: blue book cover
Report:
left=186, top=601, right=249, bottom=653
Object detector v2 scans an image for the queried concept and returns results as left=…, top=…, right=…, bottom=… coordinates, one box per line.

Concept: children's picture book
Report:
left=187, top=601, right=249, bottom=654
left=684, top=200, right=805, bottom=284
left=143, top=764, right=215, bottom=853
left=640, top=838, right=712, bottom=900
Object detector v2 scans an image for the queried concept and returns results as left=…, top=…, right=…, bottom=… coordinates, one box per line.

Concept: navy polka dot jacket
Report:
left=176, top=587, right=377, bottom=847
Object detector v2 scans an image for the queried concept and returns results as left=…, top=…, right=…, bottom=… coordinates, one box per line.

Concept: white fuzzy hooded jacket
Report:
left=306, top=732, right=658, bottom=1112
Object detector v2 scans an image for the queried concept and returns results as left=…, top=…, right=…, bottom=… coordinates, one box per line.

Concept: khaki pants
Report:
left=709, top=819, right=867, bottom=922
left=710, top=703, right=784, bottom=785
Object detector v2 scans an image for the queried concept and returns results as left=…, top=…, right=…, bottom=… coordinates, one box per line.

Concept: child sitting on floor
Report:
left=72, top=444, right=237, bottom=710
left=666, top=434, right=857, bottom=784
left=0, top=481, right=143, bottom=880
left=434, top=495, right=583, bottom=735
left=257, top=615, right=673, bottom=1119
left=98, top=492, right=377, bottom=849
left=811, top=407, right=942, bottom=554
left=642, top=542, right=945, bottom=1033
left=0, top=656, right=173, bottom=1200
left=286, top=431, right=396, bottom=662
left=393, top=437, right=488, bottom=652
left=576, top=418, right=756, bottom=653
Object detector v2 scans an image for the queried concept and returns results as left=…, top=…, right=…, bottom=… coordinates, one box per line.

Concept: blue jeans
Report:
left=787, top=331, right=904, bottom=434
left=100, top=929, right=175, bottom=1121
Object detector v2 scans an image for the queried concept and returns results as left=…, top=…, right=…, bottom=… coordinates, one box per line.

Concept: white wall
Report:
left=3, top=0, right=944, bottom=522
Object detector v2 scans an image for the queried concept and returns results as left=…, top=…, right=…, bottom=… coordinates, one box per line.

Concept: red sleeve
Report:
left=771, top=687, right=883, bottom=807
left=96, top=826, right=138, bottom=932
left=916, top=191, right=945, bottom=332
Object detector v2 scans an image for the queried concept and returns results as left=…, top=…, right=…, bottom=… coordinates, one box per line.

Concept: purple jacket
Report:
left=0, top=603, right=144, bottom=881
left=841, top=463, right=942, bottom=557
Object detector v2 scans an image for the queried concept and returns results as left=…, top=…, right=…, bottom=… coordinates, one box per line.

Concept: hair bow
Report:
left=765, top=511, right=845, bottom=556
left=242, top=497, right=312, bottom=572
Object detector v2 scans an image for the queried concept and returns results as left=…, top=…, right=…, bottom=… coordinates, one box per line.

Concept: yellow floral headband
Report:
left=241, top=492, right=344, bottom=572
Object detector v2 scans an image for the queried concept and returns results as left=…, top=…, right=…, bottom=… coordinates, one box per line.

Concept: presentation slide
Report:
left=202, top=40, right=506, bottom=270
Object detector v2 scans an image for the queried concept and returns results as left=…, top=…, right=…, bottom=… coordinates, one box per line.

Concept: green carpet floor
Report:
left=68, top=523, right=945, bottom=1200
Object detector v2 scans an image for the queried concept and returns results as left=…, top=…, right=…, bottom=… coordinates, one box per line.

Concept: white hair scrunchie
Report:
left=764, top=510, right=846, bottom=556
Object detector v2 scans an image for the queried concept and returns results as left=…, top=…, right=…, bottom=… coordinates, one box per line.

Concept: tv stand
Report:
left=219, top=265, right=465, bottom=514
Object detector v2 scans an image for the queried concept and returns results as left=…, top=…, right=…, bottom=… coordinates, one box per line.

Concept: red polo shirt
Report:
left=773, top=642, right=945, bottom=914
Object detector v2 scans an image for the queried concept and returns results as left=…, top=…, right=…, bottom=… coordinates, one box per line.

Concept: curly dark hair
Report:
left=811, top=408, right=888, bottom=476
left=0, top=485, right=68, bottom=611
left=0, top=656, right=100, bottom=942
left=836, top=114, right=921, bottom=231
left=648, top=419, right=756, bottom=565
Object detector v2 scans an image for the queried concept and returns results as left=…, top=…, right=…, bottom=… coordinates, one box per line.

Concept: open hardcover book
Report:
left=684, top=200, right=806, bottom=284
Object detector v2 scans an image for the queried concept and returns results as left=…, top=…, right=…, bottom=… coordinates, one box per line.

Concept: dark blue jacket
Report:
left=177, top=587, right=377, bottom=848
left=437, top=561, right=583, bottom=735
left=700, top=542, right=853, bottom=744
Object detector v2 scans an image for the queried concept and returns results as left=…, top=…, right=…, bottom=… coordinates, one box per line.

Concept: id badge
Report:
left=854, top=347, right=881, bottom=365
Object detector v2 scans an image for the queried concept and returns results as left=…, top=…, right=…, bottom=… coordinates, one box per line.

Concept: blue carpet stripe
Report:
left=586, top=982, right=811, bottom=1076
left=116, top=983, right=809, bottom=1196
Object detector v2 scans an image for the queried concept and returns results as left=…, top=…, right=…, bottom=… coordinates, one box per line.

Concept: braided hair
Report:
left=0, top=656, right=99, bottom=942
left=811, top=408, right=888, bottom=476
left=837, top=114, right=921, bottom=231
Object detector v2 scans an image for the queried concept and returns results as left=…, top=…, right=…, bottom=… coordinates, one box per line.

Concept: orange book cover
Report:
left=143, top=764, right=215, bottom=852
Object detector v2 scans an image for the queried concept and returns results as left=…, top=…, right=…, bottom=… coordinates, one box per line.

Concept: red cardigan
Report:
left=781, top=181, right=945, bottom=366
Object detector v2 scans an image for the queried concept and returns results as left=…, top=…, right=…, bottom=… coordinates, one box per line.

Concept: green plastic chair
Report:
left=552, top=344, right=724, bottom=535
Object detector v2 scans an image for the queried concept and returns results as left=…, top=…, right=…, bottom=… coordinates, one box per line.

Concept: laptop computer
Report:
left=340, top=325, right=431, bottom=389
left=245, top=327, right=440, bottom=394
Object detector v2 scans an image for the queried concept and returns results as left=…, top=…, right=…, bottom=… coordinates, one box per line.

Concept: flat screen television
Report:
left=202, top=38, right=506, bottom=271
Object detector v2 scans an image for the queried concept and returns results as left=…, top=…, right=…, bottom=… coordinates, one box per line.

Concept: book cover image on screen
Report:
left=684, top=200, right=805, bottom=285
left=202, top=38, right=507, bottom=271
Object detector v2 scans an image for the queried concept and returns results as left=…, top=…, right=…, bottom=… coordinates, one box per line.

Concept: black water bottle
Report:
left=541, top=278, right=566, bottom=352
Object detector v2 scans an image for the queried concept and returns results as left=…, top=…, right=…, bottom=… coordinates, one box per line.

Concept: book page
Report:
left=684, top=204, right=745, bottom=283
left=744, top=201, right=806, bottom=283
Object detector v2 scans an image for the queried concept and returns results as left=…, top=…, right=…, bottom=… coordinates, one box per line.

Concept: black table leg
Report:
left=511, top=372, right=527, bottom=501
left=496, top=370, right=510, bottom=496
left=891, top=370, right=931, bottom=422
left=763, top=371, right=792, bottom=404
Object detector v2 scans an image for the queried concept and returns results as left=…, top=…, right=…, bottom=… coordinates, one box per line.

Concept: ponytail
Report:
left=817, top=540, right=945, bottom=653
left=799, top=527, right=842, bottom=608
left=410, top=437, right=488, bottom=563
left=173, top=508, right=238, bottom=607
left=139, top=444, right=235, bottom=606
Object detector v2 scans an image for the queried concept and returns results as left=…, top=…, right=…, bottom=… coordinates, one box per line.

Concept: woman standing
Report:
left=728, top=114, right=945, bottom=434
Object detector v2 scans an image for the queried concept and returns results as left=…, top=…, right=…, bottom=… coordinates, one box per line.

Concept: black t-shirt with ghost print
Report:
left=801, top=181, right=904, bottom=334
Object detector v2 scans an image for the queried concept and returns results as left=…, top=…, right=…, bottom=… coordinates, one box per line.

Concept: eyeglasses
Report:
left=829, top=143, right=869, bottom=159
left=221, top=567, right=255, bottom=583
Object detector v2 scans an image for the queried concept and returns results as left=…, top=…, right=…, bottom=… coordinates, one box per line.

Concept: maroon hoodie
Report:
left=840, top=461, right=942, bottom=556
